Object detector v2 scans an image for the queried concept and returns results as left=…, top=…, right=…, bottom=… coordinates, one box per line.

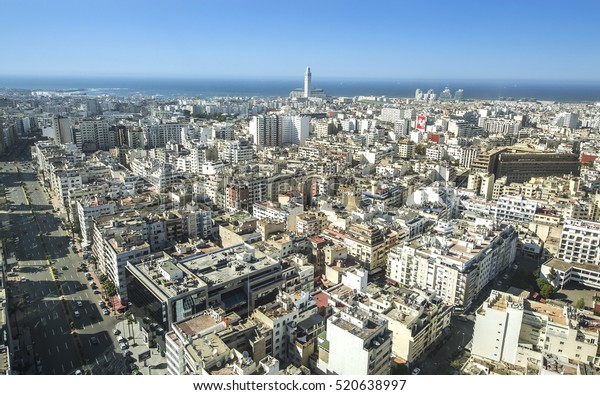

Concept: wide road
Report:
left=2, top=137, right=126, bottom=375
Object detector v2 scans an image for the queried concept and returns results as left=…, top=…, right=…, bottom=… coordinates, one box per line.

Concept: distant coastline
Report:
left=1, top=76, right=599, bottom=102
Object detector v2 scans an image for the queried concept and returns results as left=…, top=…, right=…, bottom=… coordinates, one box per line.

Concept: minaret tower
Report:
left=304, top=66, right=311, bottom=98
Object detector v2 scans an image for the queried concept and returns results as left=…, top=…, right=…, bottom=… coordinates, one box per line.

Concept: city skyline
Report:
left=2, top=0, right=600, bottom=81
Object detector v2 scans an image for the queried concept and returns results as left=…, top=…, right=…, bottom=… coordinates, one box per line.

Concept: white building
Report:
left=472, top=290, right=600, bottom=370
left=387, top=226, right=518, bottom=310
left=495, top=195, right=538, bottom=224
left=222, top=139, right=253, bottom=164
left=558, top=219, right=600, bottom=266
left=318, top=307, right=392, bottom=375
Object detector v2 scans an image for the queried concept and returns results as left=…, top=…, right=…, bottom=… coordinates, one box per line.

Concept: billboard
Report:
left=416, top=115, right=426, bottom=130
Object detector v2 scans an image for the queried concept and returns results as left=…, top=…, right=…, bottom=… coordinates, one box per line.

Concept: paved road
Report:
left=2, top=137, right=126, bottom=374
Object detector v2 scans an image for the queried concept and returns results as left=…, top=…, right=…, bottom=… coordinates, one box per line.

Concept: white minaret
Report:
left=304, top=66, right=311, bottom=98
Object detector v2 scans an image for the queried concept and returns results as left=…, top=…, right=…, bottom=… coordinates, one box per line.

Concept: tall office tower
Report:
left=439, top=87, right=452, bottom=100
left=249, top=115, right=280, bottom=147
left=454, top=89, right=464, bottom=101
left=52, top=115, right=73, bottom=144
left=87, top=98, right=101, bottom=116
left=415, top=88, right=423, bottom=100
left=79, top=119, right=114, bottom=151
left=304, top=66, right=311, bottom=98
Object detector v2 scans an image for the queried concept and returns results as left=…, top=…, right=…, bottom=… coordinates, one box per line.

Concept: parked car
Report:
left=112, top=328, right=120, bottom=335
left=412, top=368, right=421, bottom=375
left=91, top=336, right=99, bottom=345
left=103, top=308, right=110, bottom=315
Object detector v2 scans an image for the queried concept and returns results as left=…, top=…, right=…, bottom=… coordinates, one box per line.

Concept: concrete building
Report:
left=471, top=146, right=580, bottom=185
left=472, top=290, right=600, bottom=371
left=317, top=307, right=392, bottom=375
left=558, top=219, right=600, bottom=266
left=387, top=225, right=518, bottom=310
left=76, top=197, right=118, bottom=247
left=344, top=223, right=398, bottom=274
left=495, top=195, right=538, bottom=224
left=125, top=244, right=283, bottom=329
left=541, top=257, right=600, bottom=291
left=381, top=286, right=452, bottom=365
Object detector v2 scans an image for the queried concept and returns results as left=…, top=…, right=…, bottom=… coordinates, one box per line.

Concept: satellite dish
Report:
left=242, top=351, right=249, bottom=358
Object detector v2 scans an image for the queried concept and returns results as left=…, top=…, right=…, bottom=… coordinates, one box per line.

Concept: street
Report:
left=2, top=138, right=125, bottom=375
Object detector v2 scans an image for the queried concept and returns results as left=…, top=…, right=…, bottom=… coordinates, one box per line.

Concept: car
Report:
left=512, top=264, right=518, bottom=270
left=120, top=343, right=129, bottom=351
left=118, top=335, right=126, bottom=343
left=91, top=284, right=98, bottom=290
left=93, top=290, right=101, bottom=295
left=412, top=368, right=421, bottom=375
left=20, top=278, right=27, bottom=283
left=98, top=301, right=106, bottom=308
left=496, top=281, right=502, bottom=287
left=76, top=300, right=83, bottom=307
left=103, top=308, right=110, bottom=315
left=112, top=328, right=121, bottom=335
left=76, top=267, right=82, bottom=272
left=73, top=310, right=80, bottom=318
left=502, top=274, right=509, bottom=280
left=89, top=281, right=95, bottom=286
left=62, top=266, right=68, bottom=270
left=74, top=369, right=83, bottom=375
left=90, top=336, right=99, bottom=345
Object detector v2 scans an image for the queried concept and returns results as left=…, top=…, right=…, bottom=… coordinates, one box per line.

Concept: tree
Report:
left=548, top=268, right=557, bottom=282
left=540, top=283, right=555, bottom=298
left=415, top=144, right=426, bottom=156
left=450, top=359, right=463, bottom=370
left=575, top=298, right=585, bottom=309
left=536, top=277, right=555, bottom=298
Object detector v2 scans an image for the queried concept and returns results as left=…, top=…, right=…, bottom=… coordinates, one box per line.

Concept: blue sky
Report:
left=1, top=0, right=599, bottom=81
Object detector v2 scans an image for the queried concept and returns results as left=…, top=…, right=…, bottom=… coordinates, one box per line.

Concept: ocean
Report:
left=0, top=76, right=599, bottom=102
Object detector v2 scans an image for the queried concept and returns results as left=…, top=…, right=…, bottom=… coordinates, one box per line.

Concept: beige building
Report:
left=344, top=223, right=397, bottom=274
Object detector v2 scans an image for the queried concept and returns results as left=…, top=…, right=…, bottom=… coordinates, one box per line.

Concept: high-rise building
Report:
left=454, top=89, right=464, bottom=101
left=87, top=98, right=102, bottom=116
left=304, top=66, right=311, bottom=98
left=250, top=115, right=310, bottom=147
left=52, top=115, right=73, bottom=144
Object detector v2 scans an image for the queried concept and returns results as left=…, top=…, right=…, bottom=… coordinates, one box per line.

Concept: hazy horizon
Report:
left=2, top=0, right=599, bottom=82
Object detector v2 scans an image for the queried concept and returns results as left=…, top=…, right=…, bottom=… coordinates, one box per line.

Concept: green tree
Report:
left=575, top=298, right=585, bottom=309
left=536, top=277, right=555, bottom=298
left=548, top=268, right=557, bottom=282
left=415, top=144, right=426, bottom=156
left=450, top=360, right=462, bottom=370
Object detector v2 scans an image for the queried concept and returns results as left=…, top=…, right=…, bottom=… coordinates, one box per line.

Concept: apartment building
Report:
left=495, top=195, right=538, bottom=224
left=344, top=223, right=398, bottom=274
left=558, top=219, right=600, bottom=266
left=472, top=290, right=600, bottom=371
left=317, top=307, right=392, bottom=375
left=387, top=225, right=518, bottom=310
